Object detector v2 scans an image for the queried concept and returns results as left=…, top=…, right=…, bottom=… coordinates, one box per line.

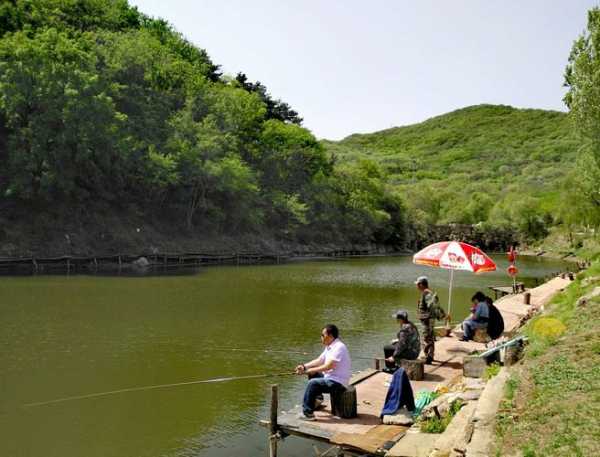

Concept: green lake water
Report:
left=0, top=255, right=570, bottom=457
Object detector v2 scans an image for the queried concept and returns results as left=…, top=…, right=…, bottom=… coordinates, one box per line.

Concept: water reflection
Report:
left=0, top=255, right=570, bottom=456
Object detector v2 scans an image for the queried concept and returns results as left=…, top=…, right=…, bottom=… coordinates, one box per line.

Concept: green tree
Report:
left=563, top=6, right=600, bottom=234
left=0, top=28, right=127, bottom=202
left=167, top=85, right=264, bottom=229
left=565, top=7, right=600, bottom=165
left=235, top=73, right=302, bottom=124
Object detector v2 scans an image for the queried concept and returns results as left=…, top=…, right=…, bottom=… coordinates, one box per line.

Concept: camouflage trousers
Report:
left=419, top=317, right=435, bottom=361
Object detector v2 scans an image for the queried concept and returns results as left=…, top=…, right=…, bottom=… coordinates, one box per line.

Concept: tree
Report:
left=0, top=29, right=128, bottom=202
left=166, top=84, right=265, bottom=229
left=235, top=73, right=302, bottom=124
left=563, top=6, right=600, bottom=233
left=565, top=7, right=600, bottom=165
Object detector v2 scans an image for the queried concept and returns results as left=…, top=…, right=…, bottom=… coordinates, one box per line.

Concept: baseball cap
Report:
left=414, top=275, right=429, bottom=285
left=392, top=309, right=409, bottom=320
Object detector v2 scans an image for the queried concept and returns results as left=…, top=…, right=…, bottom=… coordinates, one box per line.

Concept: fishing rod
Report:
left=24, top=372, right=295, bottom=408
left=204, top=347, right=376, bottom=360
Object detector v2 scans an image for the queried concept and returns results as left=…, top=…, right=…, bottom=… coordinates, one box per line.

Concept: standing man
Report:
left=383, top=309, right=420, bottom=372
left=415, top=276, right=438, bottom=364
left=295, top=324, right=351, bottom=421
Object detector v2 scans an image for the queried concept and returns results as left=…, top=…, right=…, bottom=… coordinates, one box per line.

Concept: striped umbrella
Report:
left=413, top=241, right=496, bottom=320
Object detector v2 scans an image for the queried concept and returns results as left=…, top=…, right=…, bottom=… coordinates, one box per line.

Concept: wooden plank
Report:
left=350, top=368, right=378, bottom=385
left=332, top=425, right=407, bottom=455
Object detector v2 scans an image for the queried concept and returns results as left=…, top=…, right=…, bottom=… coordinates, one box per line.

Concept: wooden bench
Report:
left=331, top=385, right=358, bottom=418
left=473, top=328, right=491, bottom=343
left=399, top=359, right=424, bottom=381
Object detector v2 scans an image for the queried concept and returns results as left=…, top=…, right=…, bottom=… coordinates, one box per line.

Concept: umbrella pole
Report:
left=447, top=269, right=454, bottom=327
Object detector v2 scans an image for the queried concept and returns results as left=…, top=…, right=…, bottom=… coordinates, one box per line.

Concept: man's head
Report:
left=471, top=291, right=487, bottom=304
left=415, top=275, right=429, bottom=291
left=392, top=309, right=409, bottom=324
left=321, top=324, right=339, bottom=345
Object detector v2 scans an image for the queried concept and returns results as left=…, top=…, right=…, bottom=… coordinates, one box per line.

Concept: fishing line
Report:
left=24, top=372, right=295, bottom=408
left=204, top=347, right=375, bottom=360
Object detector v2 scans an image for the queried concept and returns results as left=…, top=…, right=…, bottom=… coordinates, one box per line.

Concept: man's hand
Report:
left=386, top=356, right=395, bottom=363
left=294, top=364, right=305, bottom=375
left=390, top=338, right=399, bottom=344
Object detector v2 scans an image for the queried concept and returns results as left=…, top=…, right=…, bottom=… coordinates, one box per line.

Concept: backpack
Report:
left=428, top=293, right=447, bottom=321
left=485, top=296, right=504, bottom=339
left=430, top=303, right=447, bottom=321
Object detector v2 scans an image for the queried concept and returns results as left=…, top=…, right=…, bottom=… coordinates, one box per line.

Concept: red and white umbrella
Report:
left=413, top=241, right=496, bottom=320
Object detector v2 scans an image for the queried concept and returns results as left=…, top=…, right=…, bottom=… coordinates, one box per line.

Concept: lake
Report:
left=0, top=255, right=569, bottom=457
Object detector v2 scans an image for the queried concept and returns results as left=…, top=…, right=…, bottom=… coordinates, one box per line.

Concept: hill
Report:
left=323, top=105, right=582, bottom=239
left=0, top=0, right=409, bottom=256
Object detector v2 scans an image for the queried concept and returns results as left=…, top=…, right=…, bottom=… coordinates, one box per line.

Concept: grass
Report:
left=419, top=399, right=465, bottom=434
left=484, top=362, right=501, bottom=380
left=494, top=261, right=600, bottom=457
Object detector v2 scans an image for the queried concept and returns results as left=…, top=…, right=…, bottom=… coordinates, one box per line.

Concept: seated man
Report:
left=460, top=291, right=490, bottom=341
left=294, top=324, right=351, bottom=421
left=383, top=309, right=420, bottom=371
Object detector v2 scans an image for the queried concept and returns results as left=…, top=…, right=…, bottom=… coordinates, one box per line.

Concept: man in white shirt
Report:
left=295, top=324, right=352, bottom=420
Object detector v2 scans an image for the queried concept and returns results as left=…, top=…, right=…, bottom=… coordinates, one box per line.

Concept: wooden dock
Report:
left=261, top=276, right=572, bottom=456
left=487, top=282, right=525, bottom=300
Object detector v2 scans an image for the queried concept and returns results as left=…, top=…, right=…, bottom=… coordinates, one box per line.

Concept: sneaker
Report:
left=458, top=336, right=469, bottom=342
left=297, top=413, right=316, bottom=421
left=425, top=357, right=434, bottom=365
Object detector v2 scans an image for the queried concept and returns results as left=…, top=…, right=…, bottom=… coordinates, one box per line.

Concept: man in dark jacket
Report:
left=383, top=309, right=421, bottom=371
left=460, top=291, right=490, bottom=341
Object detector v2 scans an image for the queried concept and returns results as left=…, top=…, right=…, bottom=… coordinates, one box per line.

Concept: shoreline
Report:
left=0, top=249, right=578, bottom=277
left=0, top=249, right=411, bottom=275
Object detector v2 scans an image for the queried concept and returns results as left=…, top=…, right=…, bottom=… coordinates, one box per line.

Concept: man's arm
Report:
left=304, top=358, right=336, bottom=376
left=386, top=328, right=408, bottom=362
left=295, top=354, right=325, bottom=374
left=393, top=328, right=408, bottom=358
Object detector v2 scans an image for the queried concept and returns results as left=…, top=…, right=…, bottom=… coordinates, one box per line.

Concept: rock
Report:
left=448, top=390, right=482, bottom=402
left=422, top=392, right=481, bottom=421
left=576, top=286, right=600, bottom=307
left=581, top=276, right=600, bottom=286
left=431, top=401, right=476, bottom=457
left=422, top=393, right=453, bottom=419
left=386, top=432, right=438, bottom=457
left=463, top=356, right=487, bottom=378
left=466, top=369, right=510, bottom=457
left=132, top=256, right=150, bottom=268
left=462, top=377, right=487, bottom=391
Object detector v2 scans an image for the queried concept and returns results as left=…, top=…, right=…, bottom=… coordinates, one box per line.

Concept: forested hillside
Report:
left=0, top=0, right=405, bottom=255
left=324, top=105, right=586, bottom=243
left=0, top=1, right=595, bottom=257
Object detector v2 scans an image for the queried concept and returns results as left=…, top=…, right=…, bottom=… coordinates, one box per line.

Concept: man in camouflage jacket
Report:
left=415, top=276, right=438, bottom=364
left=384, top=309, right=420, bottom=370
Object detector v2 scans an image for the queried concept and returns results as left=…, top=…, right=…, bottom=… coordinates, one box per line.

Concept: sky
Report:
left=129, top=0, right=599, bottom=140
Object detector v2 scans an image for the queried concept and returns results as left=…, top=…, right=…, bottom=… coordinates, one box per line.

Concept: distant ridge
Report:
left=323, top=104, right=581, bottom=226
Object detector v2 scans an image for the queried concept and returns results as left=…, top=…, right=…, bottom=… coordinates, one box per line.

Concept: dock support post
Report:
left=269, top=384, right=278, bottom=457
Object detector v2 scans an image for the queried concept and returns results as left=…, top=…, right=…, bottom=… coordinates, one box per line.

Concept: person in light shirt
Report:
left=294, top=324, right=352, bottom=421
